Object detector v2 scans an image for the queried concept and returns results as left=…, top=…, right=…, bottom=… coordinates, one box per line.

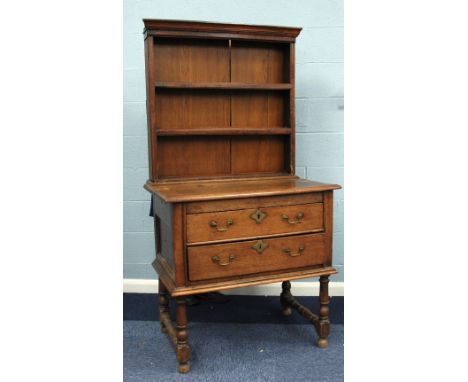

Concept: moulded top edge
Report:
left=144, top=177, right=341, bottom=203
left=142, top=19, right=302, bottom=38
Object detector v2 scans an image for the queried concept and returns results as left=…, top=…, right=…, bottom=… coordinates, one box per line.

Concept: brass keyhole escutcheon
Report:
left=251, top=240, right=268, bottom=254
left=250, top=208, right=267, bottom=224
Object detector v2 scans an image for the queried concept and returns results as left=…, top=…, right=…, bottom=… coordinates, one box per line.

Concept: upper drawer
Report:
left=186, top=201, right=324, bottom=244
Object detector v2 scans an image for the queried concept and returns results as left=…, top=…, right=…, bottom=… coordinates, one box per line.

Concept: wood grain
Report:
left=186, top=202, right=323, bottom=244
left=154, top=82, right=291, bottom=90
left=153, top=38, right=229, bottom=83
left=157, top=136, right=230, bottom=178
left=155, top=89, right=230, bottom=130
left=186, top=192, right=323, bottom=214
left=143, top=19, right=302, bottom=39
left=187, top=233, right=328, bottom=282
left=231, top=136, right=286, bottom=174
left=154, top=255, right=336, bottom=297
left=145, top=177, right=341, bottom=203
left=231, top=92, right=288, bottom=128
left=231, top=41, right=288, bottom=83
left=156, top=128, right=291, bottom=136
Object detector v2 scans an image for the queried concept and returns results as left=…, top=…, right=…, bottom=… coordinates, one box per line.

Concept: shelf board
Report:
left=154, top=82, right=291, bottom=90
left=157, top=128, right=292, bottom=136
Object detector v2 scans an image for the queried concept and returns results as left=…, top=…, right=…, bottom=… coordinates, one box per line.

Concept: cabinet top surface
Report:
left=143, top=19, right=302, bottom=38
left=145, top=177, right=341, bottom=203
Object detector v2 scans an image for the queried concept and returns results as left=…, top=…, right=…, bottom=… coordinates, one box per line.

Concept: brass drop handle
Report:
left=209, top=219, right=234, bottom=232
left=211, top=254, right=236, bottom=266
left=282, top=245, right=305, bottom=257
left=281, top=212, right=304, bottom=224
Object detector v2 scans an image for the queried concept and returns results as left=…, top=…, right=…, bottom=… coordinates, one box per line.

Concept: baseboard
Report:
left=123, top=278, right=344, bottom=296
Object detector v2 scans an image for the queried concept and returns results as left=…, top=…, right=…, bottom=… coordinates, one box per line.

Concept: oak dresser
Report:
left=142, top=19, right=341, bottom=373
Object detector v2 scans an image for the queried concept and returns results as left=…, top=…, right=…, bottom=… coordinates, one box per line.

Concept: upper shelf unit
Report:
left=143, top=20, right=301, bottom=181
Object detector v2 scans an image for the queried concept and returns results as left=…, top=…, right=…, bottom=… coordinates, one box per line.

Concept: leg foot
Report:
left=281, top=306, right=292, bottom=316
left=178, top=362, right=190, bottom=373
left=317, top=338, right=328, bottom=348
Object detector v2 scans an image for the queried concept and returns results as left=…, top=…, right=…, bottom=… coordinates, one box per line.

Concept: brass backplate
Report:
left=251, top=240, right=268, bottom=254
left=250, top=208, right=267, bottom=224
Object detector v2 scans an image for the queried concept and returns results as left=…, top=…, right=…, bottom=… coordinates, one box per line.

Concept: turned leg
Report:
left=175, top=297, right=191, bottom=373
left=158, top=279, right=169, bottom=333
left=316, top=275, right=330, bottom=348
left=280, top=281, right=292, bottom=316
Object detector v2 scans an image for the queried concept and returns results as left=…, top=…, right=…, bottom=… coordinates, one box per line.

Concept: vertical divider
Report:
left=267, top=47, right=270, bottom=128
left=145, top=35, right=158, bottom=181
left=229, top=39, right=233, bottom=174
left=289, top=42, right=296, bottom=175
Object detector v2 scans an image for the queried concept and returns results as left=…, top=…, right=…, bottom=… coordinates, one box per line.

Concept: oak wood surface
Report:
left=145, top=25, right=295, bottom=181
left=152, top=196, right=175, bottom=270
left=146, top=30, right=297, bottom=43
left=323, top=191, right=334, bottom=267
left=231, top=41, right=288, bottom=83
left=186, top=202, right=323, bottom=244
left=288, top=43, right=296, bottom=174
left=144, top=35, right=158, bottom=180
left=156, top=128, right=291, bottom=136
left=154, top=254, right=336, bottom=296
left=145, top=177, right=340, bottom=203
left=231, top=136, right=286, bottom=174
left=188, top=233, right=328, bottom=282
left=155, top=89, right=230, bottom=130
left=157, top=136, right=231, bottom=178
left=231, top=92, right=288, bottom=128
left=153, top=38, right=229, bottom=83
left=154, top=82, right=291, bottom=90
left=186, top=192, right=323, bottom=214
left=143, top=19, right=302, bottom=39
left=171, top=204, right=185, bottom=287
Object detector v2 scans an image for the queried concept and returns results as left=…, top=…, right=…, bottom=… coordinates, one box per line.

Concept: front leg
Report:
left=280, top=280, right=293, bottom=316
left=316, top=275, right=330, bottom=348
left=176, top=297, right=191, bottom=373
left=158, top=279, right=169, bottom=333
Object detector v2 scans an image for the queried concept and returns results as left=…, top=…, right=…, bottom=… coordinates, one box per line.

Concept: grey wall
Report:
left=123, top=0, right=344, bottom=281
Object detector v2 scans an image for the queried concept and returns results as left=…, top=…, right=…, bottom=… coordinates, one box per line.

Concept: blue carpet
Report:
left=124, top=294, right=344, bottom=325
left=124, top=321, right=344, bottom=382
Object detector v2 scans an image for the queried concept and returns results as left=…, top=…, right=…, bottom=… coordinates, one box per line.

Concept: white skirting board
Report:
left=123, top=279, right=344, bottom=296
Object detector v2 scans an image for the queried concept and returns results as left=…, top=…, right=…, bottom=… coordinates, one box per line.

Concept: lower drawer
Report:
left=187, top=233, right=328, bottom=282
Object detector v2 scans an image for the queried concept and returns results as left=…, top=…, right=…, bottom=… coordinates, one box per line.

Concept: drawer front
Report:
left=188, top=233, right=328, bottom=282
left=187, top=193, right=323, bottom=214
left=186, top=202, right=324, bottom=244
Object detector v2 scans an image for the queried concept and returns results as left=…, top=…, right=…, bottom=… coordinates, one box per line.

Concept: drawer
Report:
left=188, top=233, right=328, bottom=282
left=186, top=202, right=323, bottom=244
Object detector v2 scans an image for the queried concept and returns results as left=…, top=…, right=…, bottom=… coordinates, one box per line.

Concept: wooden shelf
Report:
left=154, top=82, right=291, bottom=90
left=157, top=128, right=292, bottom=136
left=145, top=21, right=297, bottom=180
